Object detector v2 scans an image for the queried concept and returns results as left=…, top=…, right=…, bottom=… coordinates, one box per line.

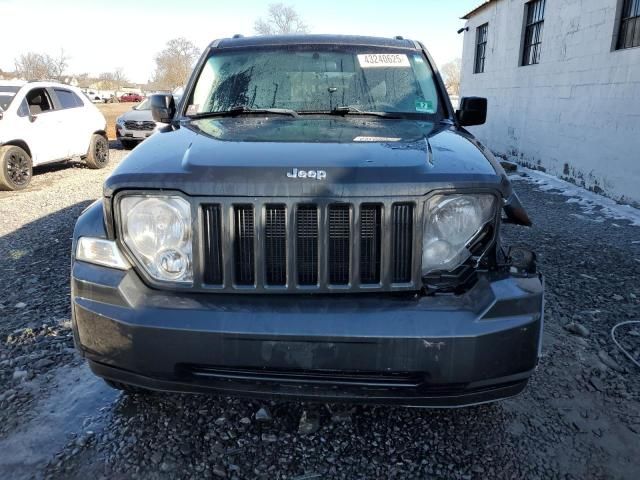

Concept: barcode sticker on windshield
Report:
left=354, top=136, right=401, bottom=142
left=357, top=54, right=410, bottom=68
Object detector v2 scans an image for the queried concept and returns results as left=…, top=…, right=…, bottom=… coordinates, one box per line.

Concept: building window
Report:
left=617, top=0, right=640, bottom=49
left=521, top=0, right=546, bottom=66
left=474, top=23, right=488, bottom=73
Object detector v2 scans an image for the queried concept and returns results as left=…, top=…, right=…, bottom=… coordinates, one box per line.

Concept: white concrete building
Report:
left=459, top=0, right=640, bottom=206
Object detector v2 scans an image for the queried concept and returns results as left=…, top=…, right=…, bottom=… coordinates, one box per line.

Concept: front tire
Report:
left=85, top=134, right=109, bottom=169
left=0, top=145, right=32, bottom=191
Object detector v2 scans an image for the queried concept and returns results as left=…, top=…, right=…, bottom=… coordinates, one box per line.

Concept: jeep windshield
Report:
left=0, top=86, right=20, bottom=112
left=187, top=47, right=443, bottom=120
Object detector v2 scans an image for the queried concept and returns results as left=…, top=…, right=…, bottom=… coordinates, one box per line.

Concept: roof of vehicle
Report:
left=214, top=34, right=420, bottom=50
left=0, top=79, right=80, bottom=90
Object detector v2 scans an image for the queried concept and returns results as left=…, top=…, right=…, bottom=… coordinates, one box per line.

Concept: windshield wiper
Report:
left=190, top=105, right=299, bottom=118
left=299, top=106, right=402, bottom=119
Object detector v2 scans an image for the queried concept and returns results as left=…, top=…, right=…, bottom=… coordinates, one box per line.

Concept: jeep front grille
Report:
left=200, top=199, right=421, bottom=293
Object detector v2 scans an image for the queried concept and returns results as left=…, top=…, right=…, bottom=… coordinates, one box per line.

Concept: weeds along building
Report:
left=459, top=0, right=640, bottom=206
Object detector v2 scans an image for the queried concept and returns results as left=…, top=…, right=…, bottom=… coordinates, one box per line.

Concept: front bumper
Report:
left=115, top=125, right=154, bottom=141
left=72, top=256, right=543, bottom=407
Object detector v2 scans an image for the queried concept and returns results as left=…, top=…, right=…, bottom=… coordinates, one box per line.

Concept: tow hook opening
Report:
left=505, top=246, right=537, bottom=275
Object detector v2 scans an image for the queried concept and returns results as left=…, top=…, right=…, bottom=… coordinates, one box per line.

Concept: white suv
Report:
left=0, top=80, right=109, bottom=190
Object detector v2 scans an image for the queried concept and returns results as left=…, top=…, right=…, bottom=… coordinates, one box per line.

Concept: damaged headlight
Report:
left=119, top=195, right=193, bottom=283
left=422, top=194, right=496, bottom=275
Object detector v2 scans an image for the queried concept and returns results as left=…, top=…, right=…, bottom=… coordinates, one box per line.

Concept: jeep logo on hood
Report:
left=286, top=168, right=327, bottom=180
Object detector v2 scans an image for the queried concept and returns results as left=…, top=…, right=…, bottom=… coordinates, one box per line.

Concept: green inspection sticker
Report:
left=415, top=100, right=434, bottom=113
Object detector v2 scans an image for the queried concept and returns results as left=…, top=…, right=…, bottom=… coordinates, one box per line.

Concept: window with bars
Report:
left=521, top=0, right=545, bottom=66
left=474, top=23, right=488, bottom=73
left=617, top=0, right=640, bottom=49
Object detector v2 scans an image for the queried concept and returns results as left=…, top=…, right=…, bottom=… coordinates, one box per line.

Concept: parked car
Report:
left=0, top=80, right=109, bottom=190
left=120, top=93, right=143, bottom=103
left=84, top=89, right=109, bottom=103
left=72, top=35, right=543, bottom=407
left=115, top=96, right=178, bottom=149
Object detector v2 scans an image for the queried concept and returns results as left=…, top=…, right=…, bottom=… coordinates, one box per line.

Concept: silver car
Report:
left=115, top=98, right=157, bottom=149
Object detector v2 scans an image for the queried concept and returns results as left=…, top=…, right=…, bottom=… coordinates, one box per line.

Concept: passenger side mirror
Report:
left=456, top=96, right=487, bottom=126
left=150, top=94, right=176, bottom=123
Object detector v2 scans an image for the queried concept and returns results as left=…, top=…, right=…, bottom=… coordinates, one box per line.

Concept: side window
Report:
left=474, top=23, right=489, bottom=74
left=25, top=88, right=54, bottom=115
left=17, top=98, right=30, bottom=117
left=521, top=0, right=546, bottom=66
left=54, top=88, right=83, bottom=109
left=617, top=0, right=640, bottom=49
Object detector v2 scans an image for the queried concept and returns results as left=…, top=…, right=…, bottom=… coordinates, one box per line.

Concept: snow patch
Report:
left=511, top=168, right=640, bottom=227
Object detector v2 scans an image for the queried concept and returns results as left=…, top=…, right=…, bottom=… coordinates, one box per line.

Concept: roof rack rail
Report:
left=232, top=34, right=244, bottom=39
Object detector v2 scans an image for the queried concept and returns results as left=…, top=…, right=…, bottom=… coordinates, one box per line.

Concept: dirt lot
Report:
left=96, top=103, right=138, bottom=140
left=0, top=150, right=639, bottom=479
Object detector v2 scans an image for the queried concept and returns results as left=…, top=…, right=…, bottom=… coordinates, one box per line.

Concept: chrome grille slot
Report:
left=328, top=204, right=351, bottom=285
left=360, top=204, right=381, bottom=284
left=234, top=205, right=255, bottom=285
left=296, top=204, right=319, bottom=286
left=264, top=204, right=287, bottom=285
left=392, top=203, right=414, bottom=283
left=202, top=204, right=223, bottom=284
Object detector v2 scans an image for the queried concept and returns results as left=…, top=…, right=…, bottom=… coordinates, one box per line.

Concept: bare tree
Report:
left=15, top=53, right=52, bottom=80
left=113, top=68, right=128, bottom=90
left=97, top=72, right=116, bottom=90
left=441, top=58, right=462, bottom=96
left=254, top=3, right=308, bottom=35
left=153, top=38, right=200, bottom=90
left=49, top=49, right=69, bottom=81
left=98, top=68, right=129, bottom=90
left=14, top=50, right=68, bottom=81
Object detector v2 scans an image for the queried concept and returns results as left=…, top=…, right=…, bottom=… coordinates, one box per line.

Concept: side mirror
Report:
left=150, top=94, right=176, bottom=123
left=456, top=96, right=487, bottom=126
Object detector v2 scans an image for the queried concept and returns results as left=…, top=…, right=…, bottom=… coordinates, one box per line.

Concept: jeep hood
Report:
left=104, top=117, right=510, bottom=198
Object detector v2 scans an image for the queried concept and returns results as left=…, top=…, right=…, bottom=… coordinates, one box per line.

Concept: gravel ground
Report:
left=0, top=146, right=126, bottom=435
left=1, top=157, right=639, bottom=479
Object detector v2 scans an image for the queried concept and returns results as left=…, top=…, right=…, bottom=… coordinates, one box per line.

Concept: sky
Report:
left=0, top=0, right=480, bottom=84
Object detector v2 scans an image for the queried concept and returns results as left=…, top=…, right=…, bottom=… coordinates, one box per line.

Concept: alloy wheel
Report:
left=6, top=151, right=31, bottom=187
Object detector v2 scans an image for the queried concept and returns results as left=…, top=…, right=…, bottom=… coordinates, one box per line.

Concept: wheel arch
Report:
left=1, top=139, right=32, bottom=158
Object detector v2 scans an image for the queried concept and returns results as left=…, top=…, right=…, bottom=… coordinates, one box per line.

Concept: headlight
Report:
left=116, top=117, right=125, bottom=126
left=422, top=194, right=496, bottom=275
left=120, top=195, right=193, bottom=283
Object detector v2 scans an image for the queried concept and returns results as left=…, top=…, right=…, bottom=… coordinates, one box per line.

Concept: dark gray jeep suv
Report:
left=71, top=35, right=543, bottom=407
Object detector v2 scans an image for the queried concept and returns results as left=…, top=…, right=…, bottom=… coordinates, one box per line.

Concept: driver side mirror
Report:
left=456, top=96, right=487, bottom=126
left=150, top=94, right=176, bottom=123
